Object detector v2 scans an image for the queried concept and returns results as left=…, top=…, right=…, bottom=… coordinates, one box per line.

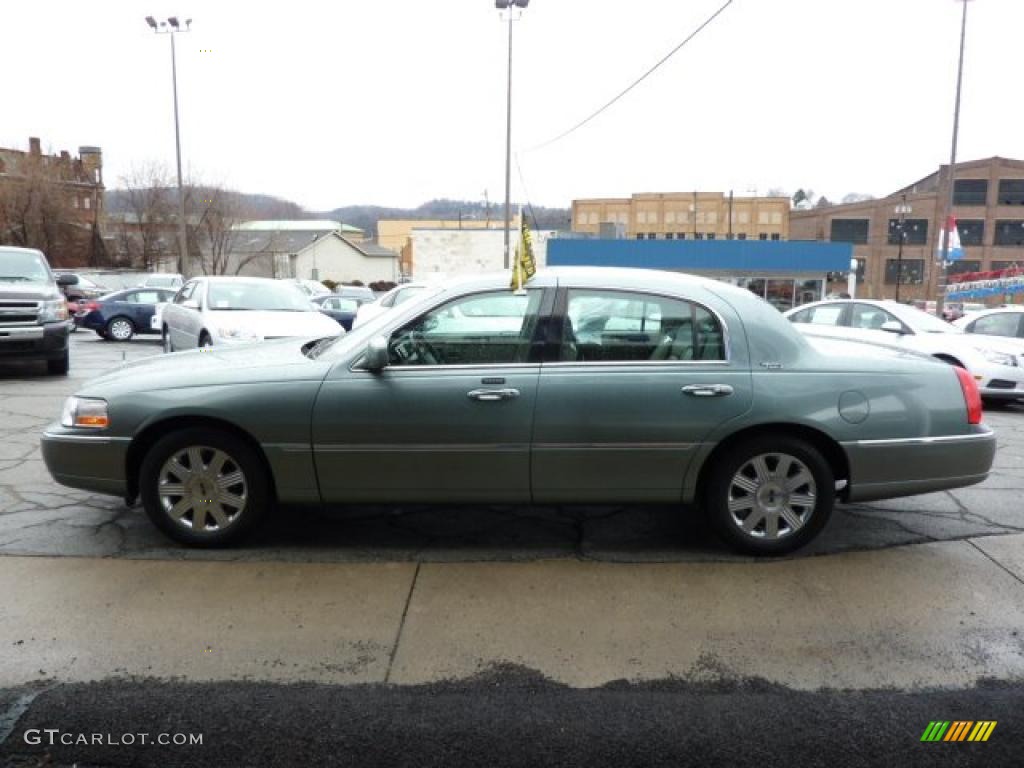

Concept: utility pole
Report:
left=894, top=195, right=912, bottom=302
left=146, top=15, right=192, bottom=277
left=496, top=0, right=530, bottom=270
left=935, top=0, right=972, bottom=318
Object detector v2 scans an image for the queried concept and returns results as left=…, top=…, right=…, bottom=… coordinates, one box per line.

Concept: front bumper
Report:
left=40, top=427, right=130, bottom=498
left=842, top=428, right=996, bottom=503
left=0, top=322, right=70, bottom=360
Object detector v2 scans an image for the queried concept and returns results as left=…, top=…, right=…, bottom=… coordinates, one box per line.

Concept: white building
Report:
left=410, top=227, right=555, bottom=280
left=228, top=220, right=399, bottom=284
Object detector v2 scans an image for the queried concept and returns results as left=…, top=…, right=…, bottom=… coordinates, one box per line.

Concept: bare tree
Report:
left=841, top=192, right=876, bottom=204
left=188, top=183, right=272, bottom=276
left=114, top=162, right=176, bottom=271
left=0, top=151, right=75, bottom=263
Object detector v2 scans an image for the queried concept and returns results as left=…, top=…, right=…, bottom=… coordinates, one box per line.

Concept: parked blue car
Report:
left=75, top=288, right=178, bottom=341
left=312, top=294, right=373, bottom=331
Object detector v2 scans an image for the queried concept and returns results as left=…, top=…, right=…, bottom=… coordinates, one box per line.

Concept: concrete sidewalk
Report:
left=2, top=534, right=1023, bottom=691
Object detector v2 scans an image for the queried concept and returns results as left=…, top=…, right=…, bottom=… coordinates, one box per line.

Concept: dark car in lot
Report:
left=75, top=287, right=178, bottom=341
left=312, top=293, right=373, bottom=330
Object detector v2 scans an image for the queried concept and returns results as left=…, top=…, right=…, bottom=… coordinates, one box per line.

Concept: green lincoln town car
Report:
left=41, top=268, right=996, bottom=555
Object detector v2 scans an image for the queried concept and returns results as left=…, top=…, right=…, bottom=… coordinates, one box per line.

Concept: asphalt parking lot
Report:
left=2, top=333, right=1024, bottom=766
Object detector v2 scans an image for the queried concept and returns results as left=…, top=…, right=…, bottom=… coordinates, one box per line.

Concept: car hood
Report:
left=0, top=282, right=60, bottom=301
left=78, top=337, right=334, bottom=398
left=205, top=309, right=340, bottom=338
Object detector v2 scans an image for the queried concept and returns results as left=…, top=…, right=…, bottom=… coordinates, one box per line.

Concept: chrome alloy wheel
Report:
left=726, top=452, right=817, bottom=540
left=157, top=446, right=248, bottom=532
left=109, top=318, right=133, bottom=340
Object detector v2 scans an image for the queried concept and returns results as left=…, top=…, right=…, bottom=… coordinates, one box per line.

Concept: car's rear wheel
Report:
left=162, top=327, right=173, bottom=353
left=199, top=331, right=213, bottom=349
left=46, top=349, right=70, bottom=376
left=704, top=436, right=833, bottom=556
left=106, top=316, right=135, bottom=342
left=140, top=427, right=269, bottom=547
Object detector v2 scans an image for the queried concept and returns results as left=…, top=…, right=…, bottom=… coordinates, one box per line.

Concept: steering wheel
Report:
left=392, top=331, right=441, bottom=365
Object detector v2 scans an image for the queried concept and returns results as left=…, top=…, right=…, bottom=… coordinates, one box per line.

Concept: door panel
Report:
left=532, top=288, right=752, bottom=503
left=313, top=367, right=540, bottom=502
left=312, top=288, right=548, bottom=503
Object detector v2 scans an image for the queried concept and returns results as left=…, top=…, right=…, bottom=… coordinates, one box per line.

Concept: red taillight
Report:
left=954, top=366, right=983, bottom=425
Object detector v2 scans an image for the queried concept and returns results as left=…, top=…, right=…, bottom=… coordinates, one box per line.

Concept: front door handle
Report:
left=681, top=384, right=734, bottom=397
left=467, top=388, right=521, bottom=402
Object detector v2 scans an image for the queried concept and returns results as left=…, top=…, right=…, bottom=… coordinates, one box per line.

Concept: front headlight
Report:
left=979, top=348, right=1017, bottom=367
left=217, top=326, right=260, bottom=341
left=38, top=299, right=68, bottom=323
left=60, top=396, right=109, bottom=429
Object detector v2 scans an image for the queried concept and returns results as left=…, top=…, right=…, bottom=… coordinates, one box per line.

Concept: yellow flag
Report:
left=511, top=215, right=537, bottom=291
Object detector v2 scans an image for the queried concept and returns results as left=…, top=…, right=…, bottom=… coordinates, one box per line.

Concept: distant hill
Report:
left=105, top=190, right=571, bottom=238
left=320, top=199, right=572, bottom=237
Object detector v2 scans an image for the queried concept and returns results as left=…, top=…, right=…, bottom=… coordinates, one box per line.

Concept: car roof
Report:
left=432, top=267, right=754, bottom=297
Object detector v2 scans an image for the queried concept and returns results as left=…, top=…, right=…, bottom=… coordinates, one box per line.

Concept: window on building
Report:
left=695, top=233, right=705, bottom=240
left=884, top=259, right=924, bottom=284
left=991, top=260, right=1023, bottom=271
left=758, top=211, right=770, bottom=225
left=771, top=212, right=782, bottom=224
left=954, top=179, right=988, bottom=206
left=828, top=259, right=866, bottom=283
left=738, top=211, right=749, bottom=224
left=676, top=232, right=686, bottom=240
left=997, top=180, right=1024, bottom=205
left=665, top=233, right=674, bottom=240
left=707, top=233, right=716, bottom=240
left=947, top=260, right=982, bottom=277
left=635, top=233, right=644, bottom=240
left=830, top=219, right=870, bottom=244
left=737, top=233, right=747, bottom=241
left=83, top=197, right=91, bottom=210
left=72, top=197, right=79, bottom=209
left=886, top=218, right=928, bottom=245
left=956, top=219, right=984, bottom=246
left=770, top=233, right=781, bottom=241
left=994, top=220, right=1024, bottom=246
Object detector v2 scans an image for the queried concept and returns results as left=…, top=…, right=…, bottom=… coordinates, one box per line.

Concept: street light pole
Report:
left=894, top=195, right=912, bottom=302
left=146, top=15, right=192, bottom=277
left=496, top=0, right=529, bottom=270
left=935, top=0, right=972, bottom=318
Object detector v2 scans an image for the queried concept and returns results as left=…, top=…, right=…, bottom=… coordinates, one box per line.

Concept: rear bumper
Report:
left=842, top=429, right=996, bottom=503
left=40, top=427, right=130, bottom=498
left=0, top=322, right=70, bottom=360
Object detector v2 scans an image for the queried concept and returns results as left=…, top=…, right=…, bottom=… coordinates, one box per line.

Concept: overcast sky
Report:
left=4, top=0, right=1022, bottom=212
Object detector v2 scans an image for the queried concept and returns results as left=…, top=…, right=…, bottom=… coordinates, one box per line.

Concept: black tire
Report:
left=162, top=327, right=173, bottom=353
left=46, top=349, right=70, bottom=376
left=139, top=427, right=270, bottom=547
left=198, top=331, right=212, bottom=348
left=704, top=435, right=834, bottom=556
left=105, top=316, right=135, bottom=342
left=96, top=330, right=108, bottom=339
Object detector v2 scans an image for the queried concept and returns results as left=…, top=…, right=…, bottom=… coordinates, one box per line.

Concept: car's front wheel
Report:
left=139, top=428, right=269, bottom=547
left=704, top=436, right=833, bottom=556
left=162, top=327, right=173, bottom=353
left=106, top=316, right=135, bottom=342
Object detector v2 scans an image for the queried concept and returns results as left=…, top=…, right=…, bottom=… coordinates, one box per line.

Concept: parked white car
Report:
left=289, top=278, right=333, bottom=299
left=161, top=277, right=342, bottom=352
left=143, top=273, right=184, bottom=289
left=954, top=306, right=1024, bottom=342
left=785, top=299, right=1024, bottom=402
left=352, top=282, right=442, bottom=328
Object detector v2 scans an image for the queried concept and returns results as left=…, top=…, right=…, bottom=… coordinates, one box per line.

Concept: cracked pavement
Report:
left=1, top=333, right=1022, bottom=563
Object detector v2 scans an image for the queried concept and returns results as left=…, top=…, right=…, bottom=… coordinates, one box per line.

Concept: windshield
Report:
left=393, top=286, right=430, bottom=306
left=889, top=303, right=963, bottom=334
left=0, top=251, right=51, bottom=283
left=206, top=281, right=315, bottom=311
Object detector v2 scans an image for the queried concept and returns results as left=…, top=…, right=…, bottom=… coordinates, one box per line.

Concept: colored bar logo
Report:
left=921, top=721, right=997, bottom=742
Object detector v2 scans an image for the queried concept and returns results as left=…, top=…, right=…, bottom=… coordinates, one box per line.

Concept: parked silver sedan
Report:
left=41, top=268, right=995, bottom=555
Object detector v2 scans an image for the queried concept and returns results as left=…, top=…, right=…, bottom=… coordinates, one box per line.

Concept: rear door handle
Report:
left=467, top=388, right=520, bottom=402
left=681, top=384, right=734, bottom=397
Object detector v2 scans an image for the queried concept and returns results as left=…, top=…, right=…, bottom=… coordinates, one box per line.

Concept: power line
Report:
left=524, top=0, right=734, bottom=153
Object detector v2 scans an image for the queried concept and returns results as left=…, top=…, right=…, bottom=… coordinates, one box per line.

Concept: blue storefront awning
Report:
left=547, top=239, right=852, bottom=274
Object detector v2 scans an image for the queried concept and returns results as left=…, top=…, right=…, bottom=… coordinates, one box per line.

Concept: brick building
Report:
left=0, top=137, right=105, bottom=266
left=789, top=157, right=1024, bottom=302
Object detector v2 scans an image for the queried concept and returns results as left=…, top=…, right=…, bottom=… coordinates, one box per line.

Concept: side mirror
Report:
left=182, top=299, right=200, bottom=310
left=880, top=320, right=903, bottom=334
left=56, top=274, right=79, bottom=286
left=363, top=336, right=389, bottom=371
